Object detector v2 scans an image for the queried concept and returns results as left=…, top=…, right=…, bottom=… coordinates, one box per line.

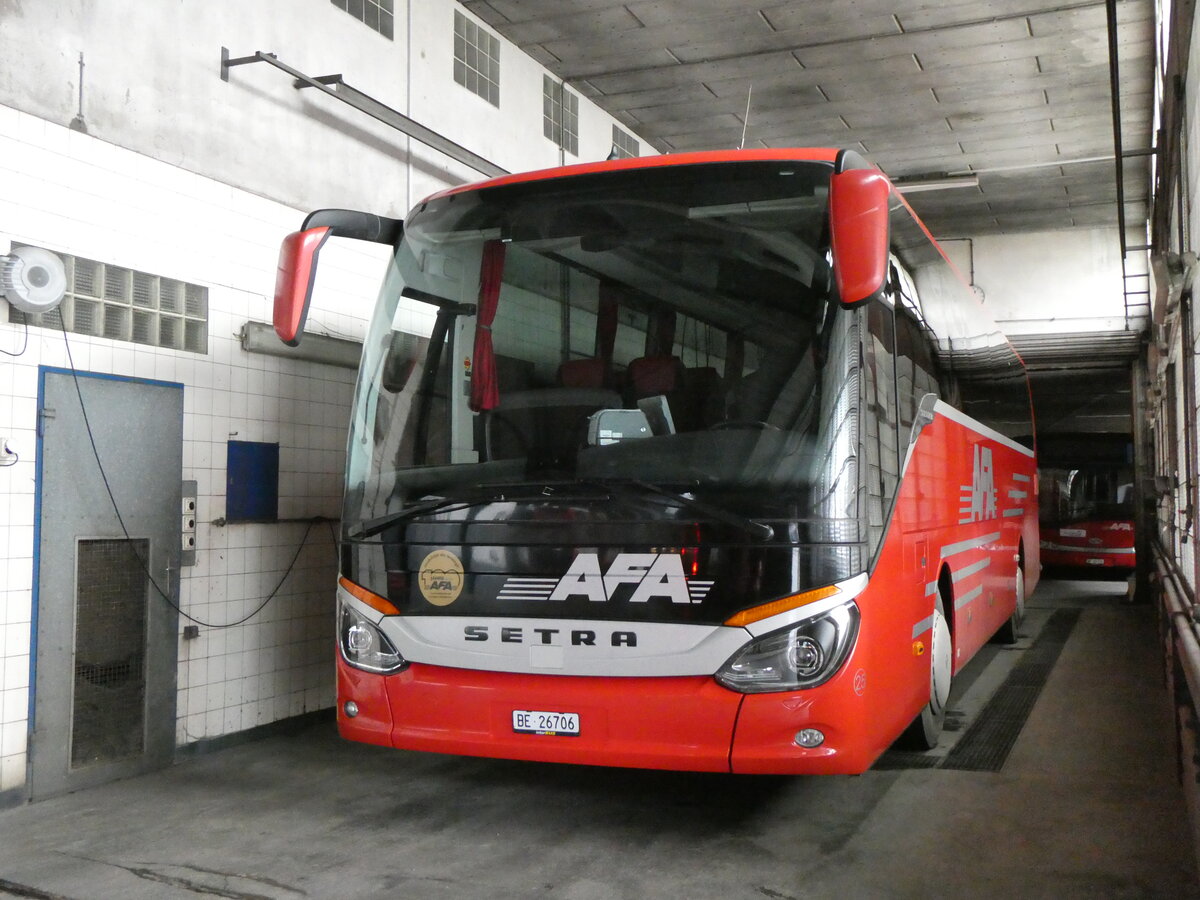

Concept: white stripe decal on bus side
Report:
left=954, top=584, right=984, bottom=610
left=941, top=532, right=1001, bottom=559
left=952, top=558, right=990, bottom=581
left=912, top=614, right=935, bottom=639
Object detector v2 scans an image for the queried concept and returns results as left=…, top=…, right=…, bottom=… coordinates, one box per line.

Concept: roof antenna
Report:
left=738, top=84, right=753, bottom=150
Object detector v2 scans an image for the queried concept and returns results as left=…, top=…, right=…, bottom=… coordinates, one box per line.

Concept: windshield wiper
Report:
left=582, top=478, right=775, bottom=541
left=348, top=493, right=505, bottom=540
left=350, top=480, right=775, bottom=542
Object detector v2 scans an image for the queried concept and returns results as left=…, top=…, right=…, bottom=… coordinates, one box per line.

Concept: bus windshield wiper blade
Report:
left=349, top=494, right=503, bottom=539
left=350, top=481, right=774, bottom=541
left=585, top=478, right=775, bottom=541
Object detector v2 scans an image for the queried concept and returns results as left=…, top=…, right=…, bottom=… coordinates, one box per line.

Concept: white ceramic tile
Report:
left=0, top=750, right=26, bottom=791
left=3, top=623, right=30, bottom=658
left=3, top=592, right=31, bottom=626
left=2, top=655, right=28, bottom=690
left=0, top=687, right=28, bottom=724
left=0, top=720, right=26, bottom=756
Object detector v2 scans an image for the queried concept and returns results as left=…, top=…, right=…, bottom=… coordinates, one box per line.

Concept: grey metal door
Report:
left=31, top=369, right=182, bottom=799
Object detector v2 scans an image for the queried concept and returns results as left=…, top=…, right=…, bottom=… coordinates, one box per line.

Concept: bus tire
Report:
left=994, top=565, right=1025, bottom=645
left=897, top=594, right=952, bottom=751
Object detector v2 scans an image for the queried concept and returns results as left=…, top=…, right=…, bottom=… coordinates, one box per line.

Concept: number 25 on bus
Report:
left=274, top=148, right=1038, bottom=775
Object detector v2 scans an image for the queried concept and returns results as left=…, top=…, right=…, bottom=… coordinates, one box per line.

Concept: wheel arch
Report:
left=937, top=563, right=955, bottom=646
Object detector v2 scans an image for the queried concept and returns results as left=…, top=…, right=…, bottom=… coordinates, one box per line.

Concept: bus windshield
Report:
left=345, top=160, right=873, bottom=577
left=1040, top=466, right=1135, bottom=524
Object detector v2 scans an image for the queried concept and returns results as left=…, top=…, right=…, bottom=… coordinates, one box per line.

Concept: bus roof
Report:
left=419, top=147, right=843, bottom=206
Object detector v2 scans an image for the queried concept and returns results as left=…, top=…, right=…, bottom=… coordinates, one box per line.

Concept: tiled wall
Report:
left=0, top=105, right=390, bottom=791
left=0, top=0, right=656, bottom=798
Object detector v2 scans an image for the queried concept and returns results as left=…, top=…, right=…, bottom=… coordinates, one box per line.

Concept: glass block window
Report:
left=543, top=75, right=579, bottom=157
left=454, top=10, right=500, bottom=106
left=7, top=248, right=209, bottom=354
left=331, top=0, right=394, bottom=40
left=612, top=125, right=640, bottom=159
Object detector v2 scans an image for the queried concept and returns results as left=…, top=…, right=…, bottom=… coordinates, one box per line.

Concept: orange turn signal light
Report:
left=724, top=584, right=841, bottom=627
left=913, top=641, right=926, bottom=656
left=339, top=576, right=401, bottom=616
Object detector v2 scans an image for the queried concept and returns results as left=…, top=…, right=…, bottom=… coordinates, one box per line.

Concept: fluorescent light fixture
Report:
left=892, top=174, right=980, bottom=193
left=239, top=320, right=362, bottom=368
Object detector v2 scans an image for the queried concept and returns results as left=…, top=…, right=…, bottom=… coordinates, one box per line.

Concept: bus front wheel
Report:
left=898, top=595, right=952, bottom=750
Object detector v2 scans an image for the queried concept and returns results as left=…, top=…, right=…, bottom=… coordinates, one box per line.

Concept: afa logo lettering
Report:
left=959, top=444, right=997, bottom=524
left=497, top=553, right=714, bottom=604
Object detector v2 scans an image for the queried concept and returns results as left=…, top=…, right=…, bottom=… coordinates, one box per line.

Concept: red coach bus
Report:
left=1038, top=434, right=1135, bottom=572
left=274, top=149, right=1038, bottom=774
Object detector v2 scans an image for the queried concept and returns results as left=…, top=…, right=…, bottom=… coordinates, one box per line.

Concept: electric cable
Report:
left=1, top=316, right=29, bottom=357
left=57, top=317, right=335, bottom=628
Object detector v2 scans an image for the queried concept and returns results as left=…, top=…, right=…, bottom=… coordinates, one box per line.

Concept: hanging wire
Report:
left=1, top=316, right=29, bottom=357
left=57, top=317, right=333, bottom=628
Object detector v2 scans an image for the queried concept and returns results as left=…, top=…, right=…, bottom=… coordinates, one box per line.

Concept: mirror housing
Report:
left=273, top=226, right=332, bottom=346
left=272, top=209, right=403, bottom=347
left=829, top=169, right=891, bottom=306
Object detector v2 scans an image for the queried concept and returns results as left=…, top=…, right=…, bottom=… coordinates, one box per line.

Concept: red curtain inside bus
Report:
left=469, top=240, right=507, bottom=412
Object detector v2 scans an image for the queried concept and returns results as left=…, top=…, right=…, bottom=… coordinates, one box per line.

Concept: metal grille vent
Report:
left=71, top=539, right=149, bottom=768
left=7, top=247, right=209, bottom=354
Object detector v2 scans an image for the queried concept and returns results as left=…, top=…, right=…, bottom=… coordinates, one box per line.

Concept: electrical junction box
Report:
left=587, top=408, right=651, bottom=446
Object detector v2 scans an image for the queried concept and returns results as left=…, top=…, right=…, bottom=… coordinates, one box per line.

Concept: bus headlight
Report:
left=716, top=602, right=860, bottom=693
left=339, top=600, right=407, bottom=673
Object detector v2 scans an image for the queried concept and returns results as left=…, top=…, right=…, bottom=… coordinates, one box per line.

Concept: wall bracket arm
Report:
left=219, top=48, right=508, bottom=180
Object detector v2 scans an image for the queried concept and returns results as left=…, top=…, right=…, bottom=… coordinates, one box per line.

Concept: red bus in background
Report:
left=1038, top=434, right=1135, bottom=573
left=274, top=148, right=1038, bottom=774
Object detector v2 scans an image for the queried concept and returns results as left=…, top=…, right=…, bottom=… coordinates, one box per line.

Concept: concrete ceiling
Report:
left=463, top=0, right=1156, bottom=242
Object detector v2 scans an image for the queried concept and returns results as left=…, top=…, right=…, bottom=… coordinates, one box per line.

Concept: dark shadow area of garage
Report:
left=0, top=579, right=1195, bottom=900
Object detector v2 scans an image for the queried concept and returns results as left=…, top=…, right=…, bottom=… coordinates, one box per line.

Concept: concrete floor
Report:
left=0, top=579, right=1196, bottom=900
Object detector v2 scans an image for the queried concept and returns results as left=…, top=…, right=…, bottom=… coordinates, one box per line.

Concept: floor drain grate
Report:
left=874, top=607, right=1082, bottom=773
left=940, top=607, right=1081, bottom=772
left=871, top=751, right=942, bottom=770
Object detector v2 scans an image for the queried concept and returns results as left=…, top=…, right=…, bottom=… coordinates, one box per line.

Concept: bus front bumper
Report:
left=336, top=657, right=878, bottom=775
left=1041, top=547, right=1136, bottom=569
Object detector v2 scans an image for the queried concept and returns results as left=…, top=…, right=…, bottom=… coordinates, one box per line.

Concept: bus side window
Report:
left=895, top=306, right=941, bottom=438
left=862, top=301, right=900, bottom=542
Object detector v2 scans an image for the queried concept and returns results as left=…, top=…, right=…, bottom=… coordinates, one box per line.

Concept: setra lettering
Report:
left=462, top=625, right=637, bottom=647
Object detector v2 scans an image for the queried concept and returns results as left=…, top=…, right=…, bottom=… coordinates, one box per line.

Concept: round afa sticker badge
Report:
left=418, top=549, right=464, bottom=606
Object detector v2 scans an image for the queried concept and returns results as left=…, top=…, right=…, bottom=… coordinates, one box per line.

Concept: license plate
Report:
left=512, top=709, right=580, bottom=736
left=1086, top=558, right=1106, bottom=566
left=1060, top=528, right=1086, bottom=538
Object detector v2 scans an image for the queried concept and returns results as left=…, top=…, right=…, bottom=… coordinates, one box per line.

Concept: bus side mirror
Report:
left=272, top=210, right=403, bottom=346
left=829, top=169, right=891, bottom=306
left=273, top=226, right=332, bottom=346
